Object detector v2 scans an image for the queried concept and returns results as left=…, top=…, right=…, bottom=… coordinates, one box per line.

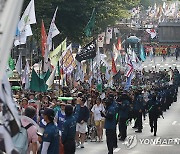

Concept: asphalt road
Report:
left=76, top=90, right=180, bottom=154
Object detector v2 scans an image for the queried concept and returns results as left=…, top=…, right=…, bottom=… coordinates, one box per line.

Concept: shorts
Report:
left=95, top=119, right=104, bottom=127
left=76, top=122, right=87, bottom=134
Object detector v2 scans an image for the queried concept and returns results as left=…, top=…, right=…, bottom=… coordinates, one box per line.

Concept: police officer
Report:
left=41, top=108, right=59, bottom=154
left=117, top=92, right=130, bottom=141
left=146, top=93, right=161, bottom=136
left=62, top=98, right=80, bottom=154
left=133, top=89, right=144, bottom=133
left=101, top=97, right=117, bottom=154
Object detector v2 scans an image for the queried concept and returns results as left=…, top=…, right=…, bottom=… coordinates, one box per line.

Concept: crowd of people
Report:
left=2, top=66, right=179, bottom=154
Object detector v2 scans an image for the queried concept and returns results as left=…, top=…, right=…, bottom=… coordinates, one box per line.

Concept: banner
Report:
left=60, top=44, right=76, bottom=74
left=75, top=40, right=96, bottom=62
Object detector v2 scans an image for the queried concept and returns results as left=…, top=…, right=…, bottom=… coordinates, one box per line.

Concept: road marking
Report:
left=113, top=148, right=121, bottom=152
left=172, top=121, right=177, bottom=125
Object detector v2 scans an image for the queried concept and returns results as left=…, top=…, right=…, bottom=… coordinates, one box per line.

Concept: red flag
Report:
left=116, top=38, right=122, bottom=50
left=41, top=20, right=47, bottom=57
left=112, top=57, right=117, bottom=75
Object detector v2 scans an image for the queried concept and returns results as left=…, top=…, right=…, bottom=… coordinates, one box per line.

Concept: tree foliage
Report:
left=23, top=0, right=140, bottom=45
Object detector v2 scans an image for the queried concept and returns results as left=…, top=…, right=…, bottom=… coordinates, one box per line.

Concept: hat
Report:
left=43, top=108, right=55, bottom=119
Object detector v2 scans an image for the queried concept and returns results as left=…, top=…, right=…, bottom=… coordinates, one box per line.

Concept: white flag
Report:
left=15, top=53, right=22, bottom=75
left=106, top=27, right=113, bottom=44
left=146, top=29, right=156, bottom=39
left=22, top=60, right=30, bottom=87
left=18, top=0, right=36, bottom=32
left=97, top=32, right=105, bottom=48
left=14, top=25, right=33, bottom=46
left=46, top=66, right=57, bottom=88
left=44, top=7, right=60, bottom=63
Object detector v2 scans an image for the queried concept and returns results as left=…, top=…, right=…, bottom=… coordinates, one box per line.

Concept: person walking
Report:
left=101, top=97, right=117, bottom=154
left=91, top=97, right=105, bottom=142
left=76, top=97, right=89, bottom=148
left=40, top=108, right=59, bottom=154
left=62, top=98, right=80, bottom=154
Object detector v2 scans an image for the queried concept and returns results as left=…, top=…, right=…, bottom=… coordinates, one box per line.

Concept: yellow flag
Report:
left=50, top=38, right=67, bottom=66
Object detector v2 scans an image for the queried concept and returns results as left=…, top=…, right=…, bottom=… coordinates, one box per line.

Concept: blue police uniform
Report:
left=134, top=94, right=144, bottom=132
left=62, top=104, right=80, bottom=154
left=118, top=99, right=130, bottom=140
left=104, top=103, right=117, bottom=154
left=41, top=122, right=59, bottom=154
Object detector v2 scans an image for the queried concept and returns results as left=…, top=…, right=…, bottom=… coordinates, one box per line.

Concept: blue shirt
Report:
left=56, top=110, right=66, bottom=131
left=104, top=104, right=116, bottom=130
left=62, top=105, right=80, bottom=144
left=41, top=122, right=59, bottom=154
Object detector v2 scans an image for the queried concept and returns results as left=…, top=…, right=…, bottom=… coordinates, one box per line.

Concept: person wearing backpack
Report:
left=21, top=106, right=38, bottom=154
left=12, top=106, right=38, bottom=154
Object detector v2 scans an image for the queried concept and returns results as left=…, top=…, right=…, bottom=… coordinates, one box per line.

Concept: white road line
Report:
left=113, top=148, right=121, bottom=152
left=172, top=121, right=177, bottom=125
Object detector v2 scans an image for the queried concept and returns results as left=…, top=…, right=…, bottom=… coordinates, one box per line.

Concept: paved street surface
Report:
left=76, top=90, right=180, bottom=154
left=142, top=56, right=180, bottom=70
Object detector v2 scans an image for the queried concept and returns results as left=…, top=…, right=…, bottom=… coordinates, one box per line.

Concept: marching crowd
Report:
left=3, top=66, right=179, bottom=154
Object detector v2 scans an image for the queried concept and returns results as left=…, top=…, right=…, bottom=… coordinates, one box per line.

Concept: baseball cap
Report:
left=43, top=108, right=55, bottom=119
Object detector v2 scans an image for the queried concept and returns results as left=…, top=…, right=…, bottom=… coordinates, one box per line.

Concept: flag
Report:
left=0, top=74, right=21, bottom=141
left=146, top=29, right=156, bottom=39
left=46, top=66, right=57, bottom=89
left=97, top=32, right=105, bottom=48
left=111, top=51, right=117, bottom=75
left=15, top=53, right=22, bottom=75
left=113, top=70, right=121, bottom=80
left=124, top=73, right=133, bottom=91
left=75, top=40, right=96, bottom=62
left=44, top=7, right=60, bottom=63
left=106, top=27, right=113, bottom=44
left=140, top=44, right=146, bottom=62
left=30, top=69, right=48, bottom=92
left=84, top=8, right=95, bottom=37
left=50, top=38, right=67, bottom=67
left=22, top=60, right=30, bottom=89
left=60, top=44, right=76, bottom=74
left=97, top=75, right=102, bottom=92
left=41, top=20, right=47, bottom=57
left=125, top=57, right=133, bottom=77
left=75, top=61, right=84, bottom=82
left=14, top=25, right=33, bottom=46
left=18, top=0, right=36, bottom=32
left=8, top=56, right=15, bottom=71
left=116, top=38, right=122, bottom=50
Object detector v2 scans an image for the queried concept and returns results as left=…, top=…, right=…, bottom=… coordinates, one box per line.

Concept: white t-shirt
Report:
left=91, top=104, right=105, bottom=121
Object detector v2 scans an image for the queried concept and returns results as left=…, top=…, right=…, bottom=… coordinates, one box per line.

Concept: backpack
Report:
left=12, top=123, right=33, bottom=154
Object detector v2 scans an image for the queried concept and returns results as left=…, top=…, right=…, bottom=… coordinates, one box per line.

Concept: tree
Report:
left=23, top=0, right=140, bottom=45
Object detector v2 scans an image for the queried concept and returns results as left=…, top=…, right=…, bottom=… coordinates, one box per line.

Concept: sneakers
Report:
left=135, top=130, right=142, bottom=133
left=80, top=143, right=84, bottom=148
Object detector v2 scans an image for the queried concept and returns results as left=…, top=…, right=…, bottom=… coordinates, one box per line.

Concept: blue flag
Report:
left=124, top=73, right=133, bottom=91
left=140, top=44, right=146, bottom=62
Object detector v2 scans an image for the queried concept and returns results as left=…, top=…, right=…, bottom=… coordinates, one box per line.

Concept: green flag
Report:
left=84, top=8, right=96, bottom=37
left=8, top=56, right=15, bottom=70
left=30, top=69, right=48, bottom=92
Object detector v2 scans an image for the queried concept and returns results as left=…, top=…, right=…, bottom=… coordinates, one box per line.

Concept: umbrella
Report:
left=127, top=36, right=141, bottom=43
